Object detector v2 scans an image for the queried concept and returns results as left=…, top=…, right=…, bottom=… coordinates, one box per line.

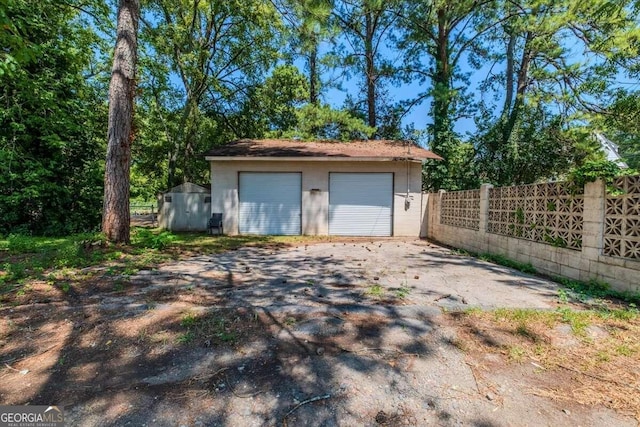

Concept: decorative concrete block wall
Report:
left=603, top=175, right=640, bottom=259
left=488, top=183, right=583, bottom=250
left=440, top=189, right=480, bottom=230
left=422, top=179, right=640, bottom=294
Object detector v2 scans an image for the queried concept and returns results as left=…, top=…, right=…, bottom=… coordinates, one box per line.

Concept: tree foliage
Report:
left=275, top=0, right=335, bottom=104
left=252, top=65, right=375, bottom=140
left=332, top=0, right=404, bottom=135
left=602, top=91, right=640, bottom=169
left=258, top=64, right=310, bottom=133
left=282, top=104, right=376, bottom=141
left=0, top=0, right=106, bottom=236
left=399, top=0, right=497, bottom=189
left=3, top=0, right=640, bottom=236
left=471, top=0, right=639, bottom=186
left=139, top=0, right=285, bottom=188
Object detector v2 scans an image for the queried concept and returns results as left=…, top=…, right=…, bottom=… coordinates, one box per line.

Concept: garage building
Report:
left=205, top=139, right=441, bottom=236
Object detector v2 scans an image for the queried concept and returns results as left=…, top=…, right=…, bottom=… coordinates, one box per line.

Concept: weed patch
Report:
left=449, top=307, right=640, bottom=419
left=365, top=284, right=385, bottom=298
left=132, top=229, right=177, bottom=250
left=177, top=309, right=261, bottom=347
left=177, top=331, right=195, bottom=344
left=395, top=286, right=411, bottom=299
left=507, top=344, right=526, bottom=362
left=552, top=276, right=640, bottom=307
left=180, top=312, right=199, bottom=328
left=515, top=324, right=541, bottom=343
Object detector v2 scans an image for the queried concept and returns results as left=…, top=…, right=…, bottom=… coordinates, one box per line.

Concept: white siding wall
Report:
left=210, top=160, right=424, bottom=236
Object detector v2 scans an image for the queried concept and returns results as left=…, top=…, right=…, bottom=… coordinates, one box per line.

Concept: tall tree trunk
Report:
left=173, top=97, right=199, bottom=186
left=167, top=94, right=195, bottom=189
left=183, top=121, right=198, bottom=183
left=425, top=7, right=456, bottom=191
left=499, top=29, right=516, bottom=156
left=432, top=8, right=452, bottom=150
left=503, top=32, right=533, bottom=146
left=102, top=0, right=139, bottom=243
left=309, top=42, right=319, bottom=105
left=167, top=143, right=179, bottom=190
left=365, top=10, right=376, bottom=130
left=502, top=31, right=516, bottom=118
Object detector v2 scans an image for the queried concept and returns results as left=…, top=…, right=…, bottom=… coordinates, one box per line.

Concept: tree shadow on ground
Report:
left=0, top=244, right=450, bottom=426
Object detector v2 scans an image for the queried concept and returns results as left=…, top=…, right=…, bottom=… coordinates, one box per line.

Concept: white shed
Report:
left=157, top=182, right=211, bottom=231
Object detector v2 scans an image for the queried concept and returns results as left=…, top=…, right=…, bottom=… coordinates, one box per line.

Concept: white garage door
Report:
left=239, top=172, right=301, bottom=235
left=329, top=173, right=393, bottom=236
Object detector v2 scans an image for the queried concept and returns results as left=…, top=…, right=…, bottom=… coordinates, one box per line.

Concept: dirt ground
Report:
left=131, top=214, right=157, bottom=228
left=0, top=239, right=637, bottom=426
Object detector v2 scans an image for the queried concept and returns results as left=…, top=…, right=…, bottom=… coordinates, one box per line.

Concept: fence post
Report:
left=479, top=184, right=493, bottom=235
left=582, top=179, right=606, bottom=264
left=436, top=189, right=446, bottom=231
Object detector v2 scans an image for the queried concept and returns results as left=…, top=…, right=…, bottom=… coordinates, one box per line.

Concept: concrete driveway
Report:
left=148, top=238, right=561, bottom=314
left=44, top=239, right=632, bottom=426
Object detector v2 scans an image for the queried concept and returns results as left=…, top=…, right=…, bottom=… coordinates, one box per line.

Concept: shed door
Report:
left=239, top=172, right=301, bottom=235
left=167, top=193, right=208, bottom=231
left=329, top=173, right=393, bottom=236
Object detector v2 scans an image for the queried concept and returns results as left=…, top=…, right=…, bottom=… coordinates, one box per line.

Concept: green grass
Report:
left=493, top=308, right=557, bottom=327
left=178, top=311, right=240, bottom=345
left=616, top=344, right=635, bottom=356
left=166, top=232, right=333, bottom=254
left=0, top=229, right=322, bottom=300
left=177, top=331, right=195, bottom=344
left=507, top=344, right=526, bottom=362
left=490, top=305, right=638, bottom=342
left=454, top=304, right=640, bottom=417
left=365, top=284, right=385, bottom=298
left=515, top=323, right=540, bottom=342
left=552, top=276, right=640, bottom=307
left=180, top=312, right=199, bottom=328
left=395, top=286, right=411, bottom=299
left=1, top=232, right=112, bottom=293
left=557, top=307, right=590, bottom=336
left=492, top=304, right=637, bottom=329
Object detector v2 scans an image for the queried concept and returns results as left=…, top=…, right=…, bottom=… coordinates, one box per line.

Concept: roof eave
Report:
left=205, top=156, right=431, bottom=162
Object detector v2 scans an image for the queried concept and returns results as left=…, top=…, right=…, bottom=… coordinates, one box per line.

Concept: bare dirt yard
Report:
left=1, top=238, right=638, bottom=426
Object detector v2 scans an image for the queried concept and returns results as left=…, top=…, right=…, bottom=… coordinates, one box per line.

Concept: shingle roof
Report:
left=204, top=139, right=442, bottom=161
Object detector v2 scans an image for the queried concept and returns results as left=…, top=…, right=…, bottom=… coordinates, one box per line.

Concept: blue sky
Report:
left=319, top=62, right=489, bottom=142
left=309, top=37, right=494, bottom=142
